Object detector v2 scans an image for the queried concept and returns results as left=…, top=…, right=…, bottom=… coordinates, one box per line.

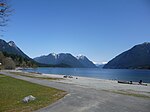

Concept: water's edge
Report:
left=22, top=68, right=150, bottom=83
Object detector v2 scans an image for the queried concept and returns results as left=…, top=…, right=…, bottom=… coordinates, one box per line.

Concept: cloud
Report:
left=101, top=62, right=108, bottom=64
left=93, top=61, right=108, bottom=65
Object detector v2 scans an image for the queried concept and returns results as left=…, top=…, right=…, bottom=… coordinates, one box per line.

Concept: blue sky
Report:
left=1, top=0, right=150, bottom=63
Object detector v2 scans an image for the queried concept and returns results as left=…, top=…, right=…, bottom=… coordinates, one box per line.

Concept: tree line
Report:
left=0, top=51, right=37, bottom=69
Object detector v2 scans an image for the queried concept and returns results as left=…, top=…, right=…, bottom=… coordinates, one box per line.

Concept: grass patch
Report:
left=0, top=74, right=4, bottom=76
left=0, top=74, right=6, bottom=77
left=103, top=90, right=150, bottom=99
left=0, top=74, right=67, bottom=112
left=8, top=71, right=62, bottom=80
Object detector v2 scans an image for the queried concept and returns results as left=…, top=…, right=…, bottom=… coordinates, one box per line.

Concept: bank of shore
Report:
left=4, top=70, right=150, bottom=97
left=1, top=70, right=150, bottom=112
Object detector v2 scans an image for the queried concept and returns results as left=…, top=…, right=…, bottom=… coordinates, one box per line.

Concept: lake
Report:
left=22, top=67, right=150, bottom=83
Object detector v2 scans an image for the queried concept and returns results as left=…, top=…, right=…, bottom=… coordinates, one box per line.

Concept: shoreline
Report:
left=18, top=67, right=150, bottom=83
left=1, top=70, right=150, bottom=112
left=21, top=69, right=150, bottom=84
left=3, top=70, right=150, bottom=94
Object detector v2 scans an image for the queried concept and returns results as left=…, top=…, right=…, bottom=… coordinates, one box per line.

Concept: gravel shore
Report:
left=6, top=70, right=150, bottom=95
left=1, top=70, right=150, bottom=112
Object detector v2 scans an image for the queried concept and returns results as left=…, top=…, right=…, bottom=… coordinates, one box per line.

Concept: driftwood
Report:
left=118, top=81, right=132, bottom=84
left=63, top=75, right=73, bottom=78
left=118, top=81, right=147, bottom=86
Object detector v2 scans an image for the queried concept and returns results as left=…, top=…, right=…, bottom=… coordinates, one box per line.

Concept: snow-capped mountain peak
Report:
left=0, top=39, right=30, bottom=59
left=76, top=54, right=86, bottom=60
left=8, top=41, right=19, bottom=50
left=34, top=53, right=97, bottom=68
left=76, top=54, right=97, bottom=68
left=8, top=41, right=16, bottom=47
left=50, top=53, right=58, bottom=59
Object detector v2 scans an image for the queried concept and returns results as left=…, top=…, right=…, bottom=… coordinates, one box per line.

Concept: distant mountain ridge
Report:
left=2, top=39, right=149, bottom=69
left=76, top=55, right=97, bottom=68
left=103, top=42, right=150, bottom=69
left=0, top=39, right=30, bottom=59
left=34, top=53, right=97, bottom=68
left=0, top=39, right=96, bottom=68
left=0, top=39, right=38, bottom=68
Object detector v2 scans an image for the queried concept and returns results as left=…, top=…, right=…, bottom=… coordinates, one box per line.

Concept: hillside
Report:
left=0, top=39, right=30, bottom=59
left=0, top=51, right=37, bottom=69
left=103, top=42, right=150, bottom=69
left=34, top=53, right=96, bottom=68
left=0, top=39, right=38, bottom=69
left=76, top=55, right=97, bottom=68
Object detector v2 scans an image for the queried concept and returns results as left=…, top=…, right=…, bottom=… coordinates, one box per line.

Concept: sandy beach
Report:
left=5, top=70, right=150, bottom=97
left=44, top=72, right=150, bottom=96
left=1, top=70, right=150, bottom=112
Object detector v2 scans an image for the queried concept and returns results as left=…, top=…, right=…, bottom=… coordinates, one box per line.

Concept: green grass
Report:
left=0, top=74, right=67, bottom=112
left=0, top=74, right=4, bottom=76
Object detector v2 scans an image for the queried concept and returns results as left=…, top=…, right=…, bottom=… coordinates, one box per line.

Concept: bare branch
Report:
left=0, top=0, right=11, bottom=27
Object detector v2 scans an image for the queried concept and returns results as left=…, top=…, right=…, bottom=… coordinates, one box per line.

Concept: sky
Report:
left=1, top=0, right=150, bottom=64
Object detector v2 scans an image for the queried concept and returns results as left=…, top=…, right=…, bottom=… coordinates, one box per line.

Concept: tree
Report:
left=0, top=0, right=11, bottom=27
left=0, top=51, right=4, bottom=69
left=0, top=52, right=16, bottom=69
left=0, top=51, right=5, bottom=62
left=3, top=57, right=16, bottom=69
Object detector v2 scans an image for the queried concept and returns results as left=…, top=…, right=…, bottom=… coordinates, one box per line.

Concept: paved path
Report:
left=1, top=72, right=150, bottom=112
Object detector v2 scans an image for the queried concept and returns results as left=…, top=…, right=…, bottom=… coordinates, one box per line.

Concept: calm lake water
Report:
left=23, top=67, right=150, bottom=83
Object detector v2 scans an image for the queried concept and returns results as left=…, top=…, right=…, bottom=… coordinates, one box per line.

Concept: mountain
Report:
left=103, top=42, right=150, bottom=69
left=0, top=39, right=38, bottom=68
left=0, top=39, right=30, bottom=59
left=0, top=39, right=96, bottom=68
left=76, top=55, right=97, bottom=68
left=34, top=53, right=97, bottom=68
left=34, top=53, right=84, bottom=68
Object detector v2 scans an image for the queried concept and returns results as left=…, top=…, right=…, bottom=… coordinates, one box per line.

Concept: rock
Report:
left=22, top=95, right=36, bottom=103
